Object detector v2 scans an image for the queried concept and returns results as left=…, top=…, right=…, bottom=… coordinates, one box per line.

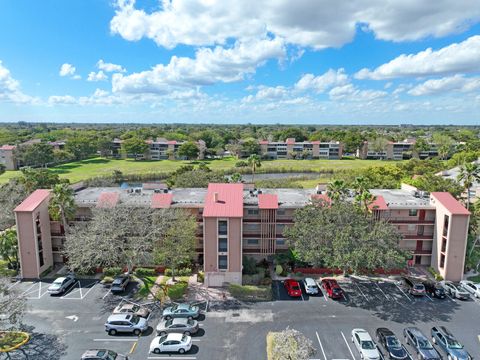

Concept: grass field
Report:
left=0, top=157, right=402, bottom=185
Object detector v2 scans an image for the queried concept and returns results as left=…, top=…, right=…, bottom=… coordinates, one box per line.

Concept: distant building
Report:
left=258, top=138, right=343, bottom=160
left=0, top=145, right=17, bottom=170
left=358, top=139, right=439, bottom=160
left=15, top=182, right=469, bottom=283
left=111, top=138, right=206, bottom=160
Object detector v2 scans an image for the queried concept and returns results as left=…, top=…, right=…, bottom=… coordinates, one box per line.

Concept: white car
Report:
left=303, top=278, right=319, bottom=295
left=48, top=274, right=77, bottom=295
left=352, top=329, right=381, bottom=360
left=440, top=281, right=470, bottom=300
left=459, top=280, right=480, bottom=298
left=149, top=333, right=192, bottom=354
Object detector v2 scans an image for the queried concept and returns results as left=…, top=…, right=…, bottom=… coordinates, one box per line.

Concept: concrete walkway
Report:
left=147, top=275, right=164, bottom=300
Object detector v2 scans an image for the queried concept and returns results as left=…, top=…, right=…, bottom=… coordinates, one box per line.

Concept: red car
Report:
left=321, top=279, right=344, bottom=299
left=283, top=279, right=302, bottom=297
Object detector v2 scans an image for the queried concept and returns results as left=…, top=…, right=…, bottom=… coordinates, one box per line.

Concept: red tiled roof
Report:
left=167, top=140, right=177, bottom=145
left=203, top=183, right=244, bottom=217
left=431, top=192, right=470, bottom=215
left=142, top=182, right=167, bottom=190
left=259, top=140, right=269, bottom=145
left=311, top=141, right=321, bottom=145
left=151, top=193, right=173, bottom=209
left=97, top=192, right=120, bottom=208
left=14, top=189, right=50, bottom=212
left=369, top=195, right=388, bottom=210
left=311, top=193, right=331, bottom=206
left=0, top=145, right=16, bottom=150
left=258, top=194, right=278, bottom=209
left=286, top=138, right=295, bottom=144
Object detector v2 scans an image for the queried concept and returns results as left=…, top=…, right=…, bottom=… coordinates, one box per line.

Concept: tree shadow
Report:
left=3, top=324, right=67, bottom=360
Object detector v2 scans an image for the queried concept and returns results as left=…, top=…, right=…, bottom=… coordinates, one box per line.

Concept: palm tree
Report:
left=48, top=183, right=76, bottom=232
left=457, top=162, right=480, bottom=210
left=326, top=179, right=348, bottom=202
left=355, top=190, right=376, bottom=215
left=247, top=154, right=262, bottom=184
left=353, top=176, right=368, bottom=195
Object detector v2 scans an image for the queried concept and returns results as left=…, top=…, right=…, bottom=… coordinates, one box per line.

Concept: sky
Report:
left=0, top=0, right=480, bottom=125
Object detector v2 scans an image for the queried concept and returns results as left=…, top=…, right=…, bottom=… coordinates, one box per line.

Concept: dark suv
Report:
left=404, top=327, right=441, bottom=360
left=422, top=281, right=446, bottom=299
left=403, top=277, right=426, bottom=296
left=376, top=328, right=409, bottom=360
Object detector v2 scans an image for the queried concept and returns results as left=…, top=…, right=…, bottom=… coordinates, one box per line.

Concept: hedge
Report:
left=165, top=268, right=192, bottom=277
left=294, top=267, right=405, bottom=275
left=134, top=267, right=157, bottom=277
left=103, top=267, right=123, bottom=277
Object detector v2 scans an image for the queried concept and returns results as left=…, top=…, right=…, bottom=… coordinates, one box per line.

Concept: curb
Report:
left=0, top=331, right=30, bottom=353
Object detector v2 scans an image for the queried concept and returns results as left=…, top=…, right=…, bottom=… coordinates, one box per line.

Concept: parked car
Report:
left=375, top=327, right=409, bottom=360
left=81, top=349, right=128, bottom=360
left=431, top=326, right=472, bottom=360
left=322, top=279, right=344, bottom=299
left=283, top=279, right=302, bottom=297
left=403, top=277, right=426, bottom=296
left=404, top=327, right=441, bottom=360
left=104, top=314, right=148, bottom=336
left=113, top=303, right=151, bottom=318
left=110, top=274, right=130, bottom=293
left=303, top=277, right=319, bottom=295
left=351, top=329, right=381, bottom=360
left=459, top=280, right=480, bottom=298
left=47, top=274, right=77, bottom=295
left=149, top=333, right=192, bottom=354
left=441, top=281, right=470, bottom=300
left=162, top=303, right=200, bottom=320
left=422, top=281, right=446, bottom=299
left=156, top=317, right=199, bottom=336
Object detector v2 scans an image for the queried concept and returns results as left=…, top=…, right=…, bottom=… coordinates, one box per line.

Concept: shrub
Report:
left=427, top=267, right=443, bottom=281
left=103, top=267, right=123, bottom=277
left=243, top=256, right=258, bottom=275
left=167, top=281, right=188, bottom=300
left=165, top=268, right=192, bottom=277
left=235, top=160, right=248, bottom=167
left=275, top=265, right=283, bottom=276
left=101, top=276, right=113, bottom=284
left=229, top=284, right=272, bottom=301
left=0, top=268, right=17, bottom=277
left=134, top=267, right=156, bottom=277
left=197, top=271, right=204, bottom=283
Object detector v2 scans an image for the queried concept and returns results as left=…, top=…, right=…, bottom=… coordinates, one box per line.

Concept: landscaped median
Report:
left=0, top=331, right=30, bottom=353
left=228, top=284, right=272, bottom=301
left=266, top=328, right=315, bottom=360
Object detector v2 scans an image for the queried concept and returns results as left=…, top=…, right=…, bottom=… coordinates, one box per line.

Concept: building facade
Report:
left=358, top=139, right=439, bottom=160
left=0, top=145, right=17, bottom=170
left=14, top=183, right=469, bottom=283
left=111, top=138, right=206, bottom=160
left=259, top=138, right=342, bottom=159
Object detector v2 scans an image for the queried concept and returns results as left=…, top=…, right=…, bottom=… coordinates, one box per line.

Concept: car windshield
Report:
left=112, top=278, right=123, bottom=285
left=53, top=278, right=64, bottom=284
left=292, top=285, right=300, bottom=291
left=446, top=338, right=463, bottom=349
left=418, top=338, right=433, bottom=349
left=165, top=319, right=173, bottom=326
left=386, top=336, right=401, bottom=348
left=362, top=340, right=375, bottom=349
left=131, top=315, right=140, bottom=324
left=182, top=334, right=188, bottom=342
left=107, top=350, right=118, bottom=360
left=131, top=305, right=140, bottom=312
left=414, top=284, right=424, bottom=290
left=187, top=319, right=194, bottom=325
left=333, top=288, right=342, bottom=293
left=170, top=305, right=178, bottom=311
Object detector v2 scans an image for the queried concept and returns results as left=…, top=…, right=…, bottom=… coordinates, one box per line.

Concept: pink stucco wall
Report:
left=228, top=218, right=242, bottom=272
left=203, top=217, right=217, bottom=273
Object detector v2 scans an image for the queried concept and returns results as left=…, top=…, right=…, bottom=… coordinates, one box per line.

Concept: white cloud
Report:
left=87, top=71, right=108, bottom=82
left=48, top=95, right=77, bottom=105
left=295, top=69, right=348, bottom=93
left=111, top=0, right=480, bottom=49
left=356, top=35, right=480, bottom=80
left=112, top=38, right=285, bottom=94
left=97, top=59, right=126, bottom=73
left=329, top=84, right=387, bottom=101
left=59, top=63, right=77, bottom=77
left=408, top=74, right=480, bottom=96
left=255, top=86, right=289, bottom=100
left=0, top=61, right=38, bottom=104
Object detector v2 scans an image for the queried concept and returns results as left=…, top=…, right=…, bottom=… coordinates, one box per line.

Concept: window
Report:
left=247, top=239, right=259, bottom=245
left=247, top=209, right=259, bottom=215
left=276, top=239, right=285, bottom=246
left=409, top=209, right=418, bottom=216
left=407, top=224, right=415, bottom=232
left=218, top=255, right=228, bottom=270
left=218, top=238, right=228, bottom=252
left=277, top=209, right=286, bottom=216
left=245, top=223, right=260, bottom=231
left=218, top=220, right=228, bottom=235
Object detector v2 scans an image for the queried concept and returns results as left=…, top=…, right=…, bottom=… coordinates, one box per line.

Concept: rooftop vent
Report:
left=213, top=192, right=219, bottom=202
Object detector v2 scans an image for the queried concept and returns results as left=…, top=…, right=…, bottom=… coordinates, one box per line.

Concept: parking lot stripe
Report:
left=395, top=284, right=413, bottom=302
left=80, top=282, right=97, bottom=299
left=129, top=341, right=138, bottom=354
left=102, top=289, right=111, bottom=299
left=375, top=282, right=389, bottom=300
left=341, top=331, right=356, bottom=360
left=353, top=282, right=368, bottom=302
left=315, top=331, right=327, bottom=360
left=21, top=282, right=38, bottom=296
left=424, top=293, right=433, bottom=302
left=8, top=280, right=20, bottom=290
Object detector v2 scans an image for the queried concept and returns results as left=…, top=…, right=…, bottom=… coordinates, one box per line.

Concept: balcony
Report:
left=388, top=217, right=435, bottom=224
left=402, top=234, right=434, bottom=240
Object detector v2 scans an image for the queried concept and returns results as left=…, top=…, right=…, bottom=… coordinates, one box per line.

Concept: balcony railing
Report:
left=402, top=234, right=434, bottom=240
left=388, top=217, right=435, bottom=224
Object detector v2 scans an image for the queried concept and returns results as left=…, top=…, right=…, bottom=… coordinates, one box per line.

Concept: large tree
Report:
left=65, top=135, right=96, bottom=160
left=369, top=137, right=389, bottom=158
left=457, top=162, right=480, bottom=210
left=326, top=179, right=348, bottom=203
left=285, top=201, right=407, bottom=273
left=268, top=328, right=315, bottom=360
left=19, top=167, right=66, bottom=193
left=0, top=276, right=26, bottom=329
left=49, top=183, right=76, bottom=232
left=0, top=180, right=28, bottom=231
left=177, top=141, right=200, bottom=160
left=0, top=229, right=18, bottom=270
left=433, top=133, right=454, bottom=160
left=122, top=137, right=148, bottom=160
left=17, top=142, right=55, bottom=167
left=154, top=209, right=197, bottom=281
left=247, top=154, right=262, bottom=183
left=64, top=207, right=195, bottom=275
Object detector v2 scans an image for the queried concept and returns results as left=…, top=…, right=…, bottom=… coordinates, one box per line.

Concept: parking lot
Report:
left=5, top=276, right=480, bottom=360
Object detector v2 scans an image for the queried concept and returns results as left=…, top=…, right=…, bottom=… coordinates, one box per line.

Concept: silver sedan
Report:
left=156, top=317, right=199, bottom=336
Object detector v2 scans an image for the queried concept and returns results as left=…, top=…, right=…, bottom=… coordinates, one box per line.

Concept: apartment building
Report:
left=111, top=138, right=206, bottom=160
left=14, top=183, right=469, bottom=283
left=259, top=138, right=342, bottom=159
left=0, top=145, right=17, bottom=170
left=358, top=139, right=439, bottom=160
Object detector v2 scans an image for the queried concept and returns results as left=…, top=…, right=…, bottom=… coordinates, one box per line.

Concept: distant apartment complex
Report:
left=111, top=138, right=206, bottom=160
left=0, top=140, right=66, bottom=170
left=259, top=138, right=343, bottom=159
left=358, top=139, right=439, bottom=160
left=15, top=182, right=469, bottom=284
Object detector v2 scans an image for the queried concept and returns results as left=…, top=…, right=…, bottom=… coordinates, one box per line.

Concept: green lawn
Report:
left=0, top=157, right=402, bottom=185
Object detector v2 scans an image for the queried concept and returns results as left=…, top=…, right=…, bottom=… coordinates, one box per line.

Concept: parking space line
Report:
left=395, top=284, right=413, bottom=302
left=20, top=282, right=38, bottom=296
left=80, top=282, right=97, bottom=299
left=353, top=282, right=368, bottom=302
left=102, top=289, right=111, bottom=299
left=129, top=341, right=138, bottom=354
left=301, top=292, right=305, bottom=301
left=375, top=282, right=389, bottom=300
left=315, top=331, right=327, bottom=360
left=341, top=331, right=356, bottom=360
left=8, top=281, right=20, bottom=290
left=446, top=293, right=456, bottom=302
left=424, top=293, right=433, bottom=302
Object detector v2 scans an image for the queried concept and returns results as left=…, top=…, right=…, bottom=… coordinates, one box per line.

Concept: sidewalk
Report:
left=147, top=275, right=164, bottom=300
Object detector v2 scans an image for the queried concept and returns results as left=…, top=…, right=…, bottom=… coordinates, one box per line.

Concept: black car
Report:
left=110, top=275, right=130, bottom=293
left=422, top=281, right=446, bottom=299
left=376, top=328, right=410, bottom=360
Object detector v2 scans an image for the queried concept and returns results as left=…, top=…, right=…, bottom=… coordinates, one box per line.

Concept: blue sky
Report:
left=0, top=0, right=479, bottom=124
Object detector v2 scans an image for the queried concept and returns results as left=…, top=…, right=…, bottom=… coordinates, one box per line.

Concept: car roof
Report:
left=177, top=303, right=193, bottom=309
left=81, top=349, right=110, bottom=358
left=54, top=277, right=66, bottom=281
left=406, top=327, right=424, bottom=337
left=377, top=328, right=394, bottom=336
left=172, top=317, right=189, bottom=324
left=304, top=278, right=316, bottom=285
left=353, top=329, right=371, bottom=341
left=108, top=314, right=132, bottom=321
left=166, top=333, right=184, bottom=341
left=119, top=303, right=136, bottom=310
